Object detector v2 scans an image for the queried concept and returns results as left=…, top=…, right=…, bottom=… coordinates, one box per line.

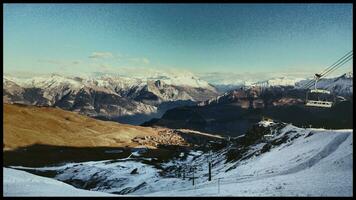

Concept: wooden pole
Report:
left=208, top=162, right=211, bottom=181
left=218, top=178, right=220, bottom=194
left=192, top=167, right=195, bottom=186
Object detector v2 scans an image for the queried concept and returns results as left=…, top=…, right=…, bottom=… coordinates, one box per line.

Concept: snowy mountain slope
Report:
left=148, top=124, right=353, bottom=196
left=203, top=72, right=353, bottom=95
left=7, top=122, right=352, bottom=196
left=250, top=72, right=353, bottom=95
left=295, top=72, right=353, bottom=96
left=3, top=168, right=116, bottom=196
left=197, top=72, right=305, bottom=93
left=93, top=68, right=215, bottom=89
left=3, top=73, right=219, bottom=124
left=250, top=77, right=304, bottom=88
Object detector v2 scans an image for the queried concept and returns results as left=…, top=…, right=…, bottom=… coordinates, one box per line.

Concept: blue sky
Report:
left=4, top=3, right=353, bottom=79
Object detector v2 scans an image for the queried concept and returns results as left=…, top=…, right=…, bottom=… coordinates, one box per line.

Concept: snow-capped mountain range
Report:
left=3, top=71, right=352, bottom=125
left=3, top=70, right=215, bottom=93
left=213, top=72, right=353, bottom=95
left=240, top=72, right=353, bottom=94
left=250, top=77, right=304, bottom=88
left=199, top=72, right=353, bottom=108
left=3, top=72, right=219, bottom=125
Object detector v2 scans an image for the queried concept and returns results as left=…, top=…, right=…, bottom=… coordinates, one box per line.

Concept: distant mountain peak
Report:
left=342, top=72, right=353, bottom=79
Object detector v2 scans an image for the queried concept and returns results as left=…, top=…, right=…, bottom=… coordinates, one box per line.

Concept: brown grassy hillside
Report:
left=3, top=103, right=161, bottom=150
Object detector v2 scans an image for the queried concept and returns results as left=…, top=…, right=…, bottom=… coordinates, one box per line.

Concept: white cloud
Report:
left=129, top=57, right=150, bottom=65
left=88, top=52, right=114, bottom=59
left=37, top=59, right=63, bottom=65
left=37, top=59, right=83, bottom=67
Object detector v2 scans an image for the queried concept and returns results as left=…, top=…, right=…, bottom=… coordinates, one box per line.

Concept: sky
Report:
left=3, top=3, right=353, bottom=81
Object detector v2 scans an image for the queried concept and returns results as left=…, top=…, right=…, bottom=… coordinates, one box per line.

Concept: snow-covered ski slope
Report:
left=149, top=124, right=353, bottom=196
left=3, top=168, right=116, bottom=196
left=4, top=122, right=353, bottom=196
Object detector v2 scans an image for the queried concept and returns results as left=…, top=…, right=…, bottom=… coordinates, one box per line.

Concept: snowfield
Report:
left=4, top=123, right=353, bottom=196
left=149, top=126, right=353, bottom=196
left=3, top=168, right=116, bottom=196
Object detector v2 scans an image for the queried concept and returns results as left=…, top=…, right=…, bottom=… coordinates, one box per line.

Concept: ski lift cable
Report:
left=301, top=51, right=353, bottom=89
left=320, top=53, right=353, bottom=77
left=302, top=52, right=353, bottom=89
left=304, top=61, right=352, bottom=90
left=304, top=53, right=353, bottom=89
left=302, top=53, right=353, bottom=89
left=319, top=50, right=353, bottom=75
left=320, top=55, right=353, bottom=78
left=303, top=53, right=353, bottom=89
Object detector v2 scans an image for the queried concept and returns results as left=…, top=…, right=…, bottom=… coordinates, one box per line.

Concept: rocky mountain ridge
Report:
left=3, top=74, right=219, bottom=125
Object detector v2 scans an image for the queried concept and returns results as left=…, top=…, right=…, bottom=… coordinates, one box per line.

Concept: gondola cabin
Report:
left=305, top=89, right=334, bottom=108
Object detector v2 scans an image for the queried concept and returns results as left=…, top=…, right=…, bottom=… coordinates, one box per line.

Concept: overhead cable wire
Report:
left=302, top=51, right=353, bottom=89
left=301, top=51, right=353, bottom=89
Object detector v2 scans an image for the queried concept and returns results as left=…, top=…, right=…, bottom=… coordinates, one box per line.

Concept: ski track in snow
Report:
left=280, top=133, right=350, bottom=175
